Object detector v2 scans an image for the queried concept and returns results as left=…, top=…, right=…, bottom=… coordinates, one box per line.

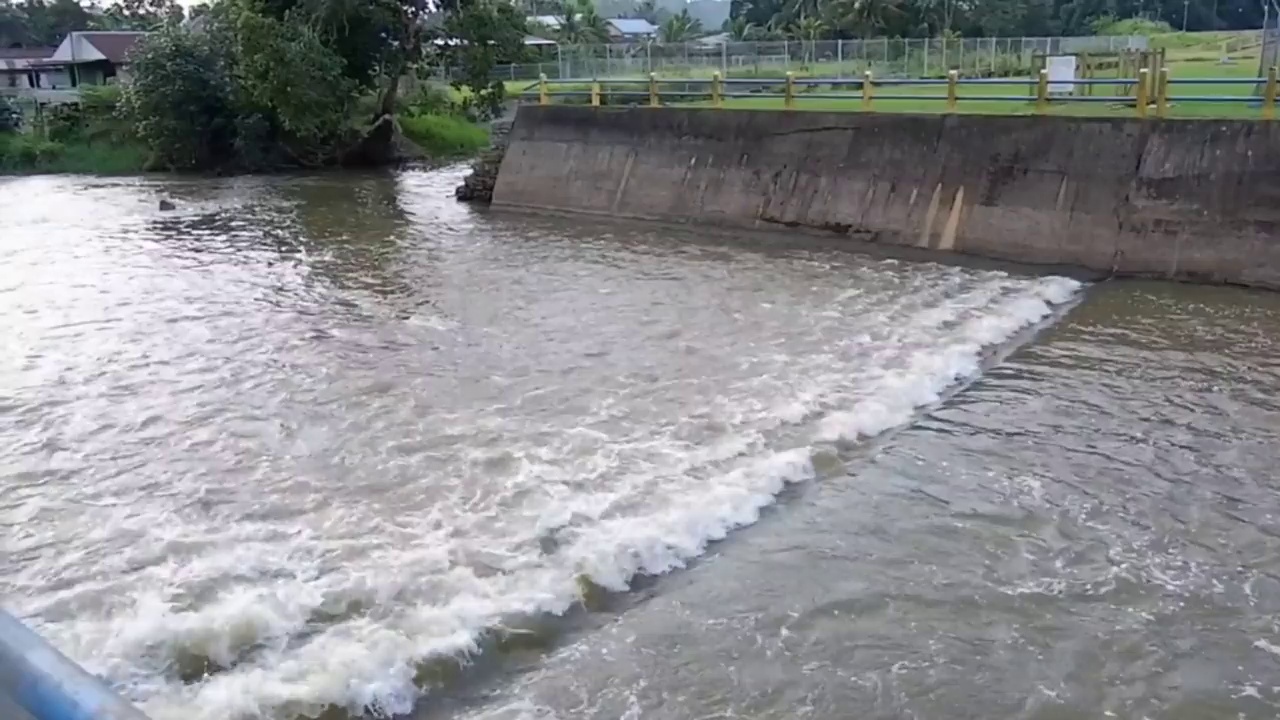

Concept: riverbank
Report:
left=0, top=134, right=149, bottom=175
left=0, top=112, right=488, bottom=176
left=398, top=113, right=490, bottom=158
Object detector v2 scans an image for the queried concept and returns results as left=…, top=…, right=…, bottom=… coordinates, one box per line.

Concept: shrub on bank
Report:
left=399, top=113, right=489, bottom=157
left=0, top=133, right=148, bottom=174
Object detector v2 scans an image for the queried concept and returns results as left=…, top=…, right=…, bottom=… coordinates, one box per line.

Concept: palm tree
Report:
left=787, top=12, right=827, bottom=39
left=659, top=8, right=703, bottom=42
left=556, top=0, right=610, bottom=44
left=633, top=0, right=659, bottom=23
left=762, top=14, right=787, bottom=39
left=780, top=0, right=821, bottom=25
left=726, top=15, right=761, bottom=40
left=787, top=13, right=826, bottom=66
left=825, top=0, right=903, bottom=37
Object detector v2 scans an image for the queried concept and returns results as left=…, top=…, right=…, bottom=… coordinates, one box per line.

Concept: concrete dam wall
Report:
left=491, top=106, right=1280, bottom=289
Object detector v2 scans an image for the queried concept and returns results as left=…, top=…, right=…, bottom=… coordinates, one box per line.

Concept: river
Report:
left=1, top=168, right=1279, bottom=720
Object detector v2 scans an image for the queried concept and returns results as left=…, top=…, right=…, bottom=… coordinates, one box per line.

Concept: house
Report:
left=693, top=32, right=729, bottom=48
left=0, top=46, right=60, bottom=91
left=526, top=15, right=563, bottom=32
left=33, top=31, right=148, bottom=88
left=605, top=18, right=658, bottom=41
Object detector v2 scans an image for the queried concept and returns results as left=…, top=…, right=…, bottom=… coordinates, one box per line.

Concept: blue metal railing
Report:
left=0, top=608, right=150, bottom=720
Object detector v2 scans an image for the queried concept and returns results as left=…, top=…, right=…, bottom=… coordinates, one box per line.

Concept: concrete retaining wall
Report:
left=492, top=106, right=1280, bottom=288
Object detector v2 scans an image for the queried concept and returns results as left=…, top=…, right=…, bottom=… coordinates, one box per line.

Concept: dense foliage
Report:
left=0, top=85, right=149, bottom=173
left=2, top=0, right=1269, bottom=174
left=0, top=98, right=20, bottom=133
left=725, top=0, right=1270, bottom=39
left=2, top=0, right=523, bottom=172
left=660, top=9, right=703, bottom=41
left=0, top=0, right=184, bottom=45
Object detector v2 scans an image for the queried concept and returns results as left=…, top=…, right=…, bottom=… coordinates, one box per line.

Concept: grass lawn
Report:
left=693, top=59, right=1267, bottom=118
left=682, top=55, right=1265, bottom=119
left=399, top=113, right=490, bottom=157
left=0, top=134, right=149, bottom=174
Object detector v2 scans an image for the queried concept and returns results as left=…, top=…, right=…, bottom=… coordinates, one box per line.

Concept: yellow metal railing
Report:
left=528, top=67, right=1280, bottom=120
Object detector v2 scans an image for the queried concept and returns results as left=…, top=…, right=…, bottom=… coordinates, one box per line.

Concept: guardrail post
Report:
left=1156, top=67, right=1169, bottom=118
left=538, top=73, right=548, bottom=106
left=0, top=608, right=152, bottom=720
left=784, top=71, right=795, bottom=110
left=1036, top=69, right=1048, bottom=115
left=648, top=72, right=659, bottom=107
left=946, top=70, right=958, bottom=112
left=862, top=70, right=873, bottom=111
left=590, top=79, right=601, bottom=107
left=1265, top=66, right=1277, bottom=121
left=712, top=71, right=723, bottom=108
left=1135, top=68, right=1149, bottom=119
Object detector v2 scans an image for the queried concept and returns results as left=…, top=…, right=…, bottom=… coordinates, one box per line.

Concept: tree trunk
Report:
left=375, top=59, right=405, bottom=121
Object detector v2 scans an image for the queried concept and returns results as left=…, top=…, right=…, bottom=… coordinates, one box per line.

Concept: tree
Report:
left=121, top=24, right=237, bottom=169
left=725, top=14, right=764, bottom=38
left=1, top=1, right=35, bottom=46
left=555, top=0, right=609, bottom=43
left=659, top=7, right=702, bottom=40
left=230, top=8, right=355, bottom=164
left=824, top=0, right=904, bottom=37
left=430, top=0, right=529, bottom=118
left=26, top=0, right=96, bottom=44
left=787, top=11, right=827, bottom=38
left=0, top=97, right=21, bottom=132
left=632, top=0, right=657, bottom=22
left=103, top=0, right=184, bottom=29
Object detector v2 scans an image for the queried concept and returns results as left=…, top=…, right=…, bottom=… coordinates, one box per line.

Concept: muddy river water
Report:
left=2, top=168, right=1279, bottom=720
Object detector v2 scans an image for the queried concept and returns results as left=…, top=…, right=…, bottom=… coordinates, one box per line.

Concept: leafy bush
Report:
left=122, top=11, right=359, bottom=171
left=0, top=136, right=60, bottom=166
left=407, top=83, right=458, bottom=116
left=0, top=98, right=20, bottom=133
left=1091, top=16, right=1175, bottom=36
left=231, top=9, right=357, bottom=165
left=44, top=104, right=84, bottom=142
left=0, top=132, right=147, bottom=174
left=122, top=25, right=239, bottom=169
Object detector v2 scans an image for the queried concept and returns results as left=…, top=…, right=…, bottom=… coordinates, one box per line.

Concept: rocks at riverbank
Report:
left=456, top=117, right=512, bottom=203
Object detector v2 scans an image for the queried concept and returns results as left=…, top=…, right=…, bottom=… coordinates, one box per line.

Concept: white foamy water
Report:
left=0, top=171, right=1081, bottom=720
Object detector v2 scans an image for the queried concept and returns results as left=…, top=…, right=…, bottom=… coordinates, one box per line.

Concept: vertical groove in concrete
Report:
left=939, top=186, right=965, bottom=253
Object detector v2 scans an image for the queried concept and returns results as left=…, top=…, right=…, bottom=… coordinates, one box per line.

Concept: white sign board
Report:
left=1046, top=55, right=1078, bottom=95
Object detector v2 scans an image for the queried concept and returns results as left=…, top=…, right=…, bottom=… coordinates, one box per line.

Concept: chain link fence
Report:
left=1263, top=3, right=1280, bottom=85
left=483, top=35, right=1163, bottom=84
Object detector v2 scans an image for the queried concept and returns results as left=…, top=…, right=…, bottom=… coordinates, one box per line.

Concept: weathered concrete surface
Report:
left=492, top=106, right=1280, bottom=288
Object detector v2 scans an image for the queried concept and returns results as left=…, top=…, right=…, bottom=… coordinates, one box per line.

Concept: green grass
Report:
left=537, top=45, right=1273, bottom=119
left=692, top=60, right=1268, bottom=118
left=529, top=30, right=1275, bottom=119
left=0, top=133, right=149, bottom=174
left=399, top=113, right=490, bottom=157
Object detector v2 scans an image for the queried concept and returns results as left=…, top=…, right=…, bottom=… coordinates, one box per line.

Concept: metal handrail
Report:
left=0, top=608, right=150, bottom=720
left=519, top=67, right=1280, bottom=119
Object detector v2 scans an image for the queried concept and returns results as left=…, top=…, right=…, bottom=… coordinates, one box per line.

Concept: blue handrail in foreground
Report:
left=0, top=608, right=150, bottom=720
